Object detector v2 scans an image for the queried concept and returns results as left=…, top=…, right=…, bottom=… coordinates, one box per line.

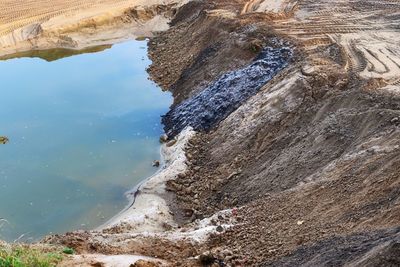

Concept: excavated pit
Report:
left=2, top=0, right=400, bottom=266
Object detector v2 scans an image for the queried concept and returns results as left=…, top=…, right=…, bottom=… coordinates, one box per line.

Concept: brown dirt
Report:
left=147, top=0, right=400, bottom=266
left=6, top=0, right=398, bottom=266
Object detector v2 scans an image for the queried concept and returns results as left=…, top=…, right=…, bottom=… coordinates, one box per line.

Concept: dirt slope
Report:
left=147, top=0, right=400, bottom=266
left=2, top=0, right=399, bottom=266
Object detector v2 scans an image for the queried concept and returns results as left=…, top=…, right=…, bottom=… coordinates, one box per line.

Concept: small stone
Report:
left=162, top=222, right=173, bottom=231
left=216, top=225, right=224, bottom=233
left=166, top=139, right=178, bottom=147
left=177, top=173, right=186, bottom=179
left=198, top=252, right=215, bottom=265
left=391, top=117, right=399, bottom=124
left=297, top=220, right=305, bottom=225
left=152, top=160, right=160, bottom=167
left=222, top=249, right=233, bottom=257
left=0, top=136, right=9, bottom=144
left=195, top=212, right=205, bottom=220
left=184, top=209, right=194, bottom=217
left=159, top=134, right=168, bottom=143
left=130, top=260, right=158, bottom=267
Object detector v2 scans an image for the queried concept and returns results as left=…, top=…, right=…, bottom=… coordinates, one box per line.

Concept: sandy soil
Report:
left=101, top=128, right=196, bottom=234
left=0, top=0, right=188, bottom=56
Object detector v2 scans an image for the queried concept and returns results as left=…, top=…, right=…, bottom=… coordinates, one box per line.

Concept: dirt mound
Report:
left=146, top=0, right=400, bottom=266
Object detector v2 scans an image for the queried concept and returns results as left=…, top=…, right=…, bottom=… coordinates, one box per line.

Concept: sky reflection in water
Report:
left=0, top=41, right=171, bottom=241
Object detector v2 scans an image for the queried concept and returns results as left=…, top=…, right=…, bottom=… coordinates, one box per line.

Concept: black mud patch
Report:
left=162, top=43, right=293, bottom=137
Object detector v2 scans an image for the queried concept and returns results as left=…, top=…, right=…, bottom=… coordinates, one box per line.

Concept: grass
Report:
left=0, top=244, right=63, bottom=267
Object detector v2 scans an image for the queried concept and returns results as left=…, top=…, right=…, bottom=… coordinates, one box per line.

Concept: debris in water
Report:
left=0, top=136, right=9, bottom=144
left=152, top=160, right=160, bottom=167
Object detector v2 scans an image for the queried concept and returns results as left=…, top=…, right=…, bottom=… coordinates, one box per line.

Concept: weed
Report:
left=0, top=245, right=63, bottom=267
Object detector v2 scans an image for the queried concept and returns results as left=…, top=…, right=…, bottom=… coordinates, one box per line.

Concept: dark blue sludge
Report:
left=162, top=44, right=293, bottom=137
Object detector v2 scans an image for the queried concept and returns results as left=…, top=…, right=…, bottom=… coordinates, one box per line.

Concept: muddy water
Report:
left=0, top=41, right=171, bottom=241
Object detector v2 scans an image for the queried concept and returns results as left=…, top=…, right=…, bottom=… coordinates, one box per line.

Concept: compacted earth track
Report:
left=1, top=0, right=400, bottom=266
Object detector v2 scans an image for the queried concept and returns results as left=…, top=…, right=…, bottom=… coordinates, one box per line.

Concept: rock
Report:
left=183, top=208, right=194, bottom=217
left=152, top=160, right=160, bottom=167
left=166, top=139, right=178, bottom=147
left=130, top=260, right=158, bottom=267
left=177, top=173, right=186, bottom=179
left=195, top=212, right=205, bottom=220
left=222, top=249, right=233, bottom=257
left=216, top=225, right=224, bottom=233
left=185, top=187, right=193, bottom=194
left=0, top=136, right=9, bottom=144
left=198, top=252, right=215, bottom=265
left=162, top=222, right=173, bottom=231
left=159, top=134, right=169, bottom=143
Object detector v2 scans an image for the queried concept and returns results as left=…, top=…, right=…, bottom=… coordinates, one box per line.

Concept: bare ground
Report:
left=1, top=0, right=400, bottom=266
left=147, top=0, right=400, bottom=266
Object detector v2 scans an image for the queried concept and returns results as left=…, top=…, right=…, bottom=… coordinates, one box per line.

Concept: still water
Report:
left=0, top=41, right=171, bottom=241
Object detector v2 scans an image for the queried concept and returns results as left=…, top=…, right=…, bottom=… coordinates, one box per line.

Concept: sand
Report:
left=102, top=127, right=196, bottom=234
left=0, top=0, right=188, bottom=56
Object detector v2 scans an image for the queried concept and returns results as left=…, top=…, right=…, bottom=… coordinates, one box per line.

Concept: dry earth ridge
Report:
left=1, top=0, right=400, bottom=266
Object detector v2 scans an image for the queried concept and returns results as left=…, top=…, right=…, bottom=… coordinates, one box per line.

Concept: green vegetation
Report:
left=0, top=245, right=63, bottom=267
left=61, top=248, right=74, bottom=255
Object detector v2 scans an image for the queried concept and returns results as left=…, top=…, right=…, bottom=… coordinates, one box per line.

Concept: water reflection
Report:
left=0, top=45, right=112, bottom=62
left=0, top=41, right=171, bottom=241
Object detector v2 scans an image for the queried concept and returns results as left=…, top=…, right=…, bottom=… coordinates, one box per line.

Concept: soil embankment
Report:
left=146, top=0, right=400, bottom=265
left=1, top=0, right=400, bottom=266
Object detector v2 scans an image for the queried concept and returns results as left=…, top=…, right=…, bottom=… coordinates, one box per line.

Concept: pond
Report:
left=0, top=41, right=171, bottom=241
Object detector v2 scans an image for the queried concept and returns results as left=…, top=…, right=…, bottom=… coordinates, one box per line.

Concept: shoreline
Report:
left=99, top=127, right=196, bottom=234
left=0, top=2, right=201, bottom=259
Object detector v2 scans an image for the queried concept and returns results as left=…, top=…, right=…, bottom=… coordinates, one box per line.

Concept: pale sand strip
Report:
left=101, top=127, right=196, bottom=234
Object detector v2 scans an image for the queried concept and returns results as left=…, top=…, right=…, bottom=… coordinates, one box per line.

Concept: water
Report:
left=0, top=41, right=171, bottom=241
